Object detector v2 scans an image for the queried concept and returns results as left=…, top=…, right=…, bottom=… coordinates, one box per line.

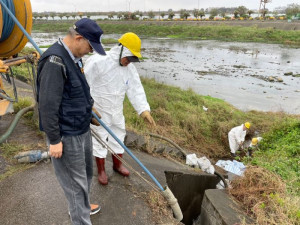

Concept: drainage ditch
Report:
left=165, top=171, right=253, bottom=225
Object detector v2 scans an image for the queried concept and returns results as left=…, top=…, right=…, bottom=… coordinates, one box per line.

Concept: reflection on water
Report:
left=27, top=33, right=300, bottom=114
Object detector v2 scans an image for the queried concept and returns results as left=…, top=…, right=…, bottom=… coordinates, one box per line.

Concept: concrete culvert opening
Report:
left=165, top=171, right=220, bottom=225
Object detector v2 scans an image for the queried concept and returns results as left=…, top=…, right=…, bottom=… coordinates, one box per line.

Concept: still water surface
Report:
left=28, top=33, right=300, bottom=114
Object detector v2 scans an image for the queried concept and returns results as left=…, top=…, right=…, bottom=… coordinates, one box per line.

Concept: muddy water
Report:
left=28, top=33, right=300, bottom=114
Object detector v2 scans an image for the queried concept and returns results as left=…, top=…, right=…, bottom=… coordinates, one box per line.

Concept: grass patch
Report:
left=33, top=22, right=300, bottom=47
left=247, top=120, right=300, bottom=195
left=0, top=142, right=31, bottom=159
left=101, top=38, right=118, bottom=44
left=124, top=78, right=299, bottom=159
left=39, top=45, right=51, bottom=48
left=13, top=97, right=33, bottom=113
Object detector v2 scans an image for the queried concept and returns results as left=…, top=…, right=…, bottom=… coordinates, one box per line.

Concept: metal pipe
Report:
left=92, top=111, right=164, bottom=191
left=5, top=59, right=27, bottom=67
left=0, top=0, right=43, bottom=55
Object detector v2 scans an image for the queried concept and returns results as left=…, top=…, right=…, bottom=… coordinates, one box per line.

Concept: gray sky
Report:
left=31, top=0, right=298, bottom=12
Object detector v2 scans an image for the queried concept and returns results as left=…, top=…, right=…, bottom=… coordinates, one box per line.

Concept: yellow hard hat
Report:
left=251, top=138, right=258, bottom=146
left=244, top=122, right=251, bottom=129
left=118, top=32, right=142, bottom=58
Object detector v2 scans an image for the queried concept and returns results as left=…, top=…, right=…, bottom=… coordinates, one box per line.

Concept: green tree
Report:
left=117, top=13, right=123, bottom=20
left=33, top=12, right=39, bottom=20
left=168, top=10, right=175, bottom=19
left=139, top=11, right=143, bottom=18
left=260, top=9, right=268, bottom=18
left=233, top=10, right=239, bottom=18
left=50, top=13, right=56, bottom=20
left=193, top=8, right=199, bottom=19
left=247, top=10, right=254, bottom=17
left=108, top=13, right=114, bottom=20
left=179, top=9, right=190, bottom=19
left=58, top=13, right=63, bottom=20
left=160, top=12, right=165, bottom=19
left=199, top=10, right=205, bottom=19
left=209, top=8, right=218, bottom=19
left=130, top=12, right=137, bottom=20
left=237, top=6, right=248, bottom=16
left=285, top=3, right=300, bottom=17
left=123, top=12, right=130, bottom=20
left=148, top=11, right=155, bottom=19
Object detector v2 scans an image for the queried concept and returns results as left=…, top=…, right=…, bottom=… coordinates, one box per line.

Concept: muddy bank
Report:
left=27, top=33, right=300, bottom=114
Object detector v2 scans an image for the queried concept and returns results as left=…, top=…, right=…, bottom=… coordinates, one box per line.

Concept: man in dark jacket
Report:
left=37, top=18, right=105, bottom=225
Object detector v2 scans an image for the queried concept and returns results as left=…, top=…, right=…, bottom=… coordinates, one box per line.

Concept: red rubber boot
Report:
left=95, top=157, right=108, bottom=185
left=112, top=154, right=130, bottom=177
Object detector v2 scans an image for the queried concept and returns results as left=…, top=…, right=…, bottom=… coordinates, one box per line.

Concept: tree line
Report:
left=33, top=3, right=300, bottom=21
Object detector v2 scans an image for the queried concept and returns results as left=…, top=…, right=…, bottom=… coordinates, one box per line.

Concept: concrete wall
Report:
left=197, top=189, right=254, bottom=225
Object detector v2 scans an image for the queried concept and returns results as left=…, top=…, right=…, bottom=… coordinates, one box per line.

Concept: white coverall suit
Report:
left=85, top=45, right=150, bottom=158
left=228, top=124, right=247, bottom=154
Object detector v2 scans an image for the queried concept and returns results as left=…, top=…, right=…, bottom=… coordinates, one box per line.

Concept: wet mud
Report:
left=28, top=33, right=300, bottom=114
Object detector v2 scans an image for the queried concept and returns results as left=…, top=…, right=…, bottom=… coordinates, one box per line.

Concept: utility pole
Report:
left=259, top=0, right=272, bottom=19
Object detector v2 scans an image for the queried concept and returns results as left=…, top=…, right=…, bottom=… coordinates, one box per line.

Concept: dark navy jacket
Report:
left=37, top=42, right=93, bottom=143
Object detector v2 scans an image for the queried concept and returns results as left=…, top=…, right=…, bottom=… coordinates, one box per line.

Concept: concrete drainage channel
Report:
left=165, top=171, right=253, bottom=225
left=124, top=131, right=253, bottom=225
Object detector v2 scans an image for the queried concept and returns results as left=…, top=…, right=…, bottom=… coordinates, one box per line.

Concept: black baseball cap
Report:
left=73, top=18, right=106, bottom=55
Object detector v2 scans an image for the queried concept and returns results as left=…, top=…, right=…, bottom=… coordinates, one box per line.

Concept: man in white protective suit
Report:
left=85, top=32, right=156, bottom=185
left=228, top=122, right=251, bottom=157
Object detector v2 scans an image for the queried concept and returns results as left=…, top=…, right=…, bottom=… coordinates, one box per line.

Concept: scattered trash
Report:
left=284, top=72, right=293, bottom=76
left=202, top=106, right=208, bottom=111
left=186, top=154, right=214, bottom=174
left=14, top=150, right=49, bottom=163
left=216, top=160, right=246, bottom=176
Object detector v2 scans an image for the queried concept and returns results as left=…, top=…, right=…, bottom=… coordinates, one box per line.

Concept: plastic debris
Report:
left=216, top=160, right=246, bottom=176
left=202, top=106, right=208, bottom=111
left=186, top=154, right=215, bottom=174
left=14, top=150, right=50, bottom=163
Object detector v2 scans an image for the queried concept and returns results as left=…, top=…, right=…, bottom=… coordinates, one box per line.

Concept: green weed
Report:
left=33, top=22, right=300, bottom=47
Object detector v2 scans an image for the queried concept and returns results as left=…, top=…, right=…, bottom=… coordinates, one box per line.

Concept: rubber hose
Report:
left=214, top=170, right=228, bottom=188
left=0, top=105, right=34, bottom=144
left=148, top=132, right=187, bottom=157
left=148, top=133, right=228, bottom=188
left=0, top=0, right=15, bottom=41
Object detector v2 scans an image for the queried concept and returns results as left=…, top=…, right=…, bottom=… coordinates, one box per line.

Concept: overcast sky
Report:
left=31, top=0, right=298, bottom=12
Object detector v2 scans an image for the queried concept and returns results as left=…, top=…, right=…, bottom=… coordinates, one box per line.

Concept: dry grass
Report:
left=229, top=166, right=300, bottom=225
left=144, top=190, right=182, bottom=225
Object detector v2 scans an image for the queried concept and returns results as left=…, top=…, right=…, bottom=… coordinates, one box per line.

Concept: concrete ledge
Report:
left=197, top=189, right=254, bottom=225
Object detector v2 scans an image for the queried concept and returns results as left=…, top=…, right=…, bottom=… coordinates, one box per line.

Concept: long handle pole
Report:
left=0, top=0, right=43, bottom=55
left=92, top=112, right=164, bottom=191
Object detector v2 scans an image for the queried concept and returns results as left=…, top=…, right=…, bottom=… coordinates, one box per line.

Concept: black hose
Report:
left=0, top=105, right=34, bottom=144
left=147, top=132, right=187, bottom=157
left=147, top=132, right=228, bottom=188
left=214, top=170, right=228, bottom=188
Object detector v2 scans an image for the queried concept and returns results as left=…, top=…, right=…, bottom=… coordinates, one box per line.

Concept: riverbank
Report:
left=1, top=74, right=299, bottom=223
left=32, top=20, right=300, bottom=47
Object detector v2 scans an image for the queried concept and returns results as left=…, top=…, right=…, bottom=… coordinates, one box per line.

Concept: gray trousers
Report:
left=50, top=130, right=93, bottom=225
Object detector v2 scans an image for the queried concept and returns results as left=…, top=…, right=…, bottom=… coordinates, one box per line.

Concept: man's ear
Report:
left=74, top=34, right=83, bottom=42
